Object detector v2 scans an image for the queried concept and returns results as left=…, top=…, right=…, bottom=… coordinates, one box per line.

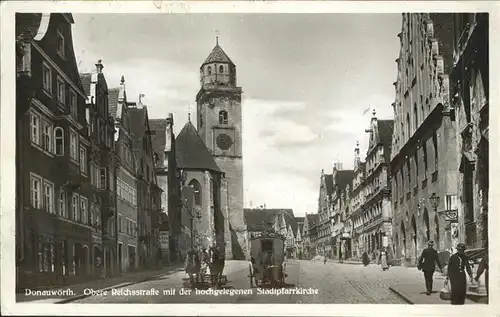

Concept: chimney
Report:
left=95, top=59, right=104, bottom=73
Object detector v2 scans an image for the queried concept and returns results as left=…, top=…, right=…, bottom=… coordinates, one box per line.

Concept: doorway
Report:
left=118, top=243, right=123, bottom=273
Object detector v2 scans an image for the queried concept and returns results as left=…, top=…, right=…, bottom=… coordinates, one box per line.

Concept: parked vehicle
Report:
left=248, top=232, right=287, bottom=288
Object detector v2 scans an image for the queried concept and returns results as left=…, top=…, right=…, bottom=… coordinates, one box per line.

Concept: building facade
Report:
left=128, top=104, right=163, bottom=268
left=390, top=13, right=457, bottom=266
left=449, top=13, right=489, bottom=251
left=80, top=61, right=118, bottom=278
left=150, top=114, right=178, bottom=263
left=316, top=170, right=333, bottom=258
left=196, top=40, right=248, bottom=260
left=109, top=77, right=139, bottom=273
left=362, top=113, right=394, bottom=261
left=330, top=168, right=354, bottom=261
left=16, top=13, right=97, bottom=288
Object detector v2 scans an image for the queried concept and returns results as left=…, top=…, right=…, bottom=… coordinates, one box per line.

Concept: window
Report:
left=90, top=204, right=94, bottom=227
left=432, top=131, right=438, bottom=169
left=71, top=194, right=79, bottom=221
left=219, top=110, right=228, bottom=124
left=109, top=168, right=114, bottom=191
left=207, top=66, right=212, bottom=75
left=57, top=77, right=65, bottom=105
left=95, top=205, right=100, bottom=229
left=69, top=129, right=78, bottom=160
left=30, top=174, right=42, bottom=209
left=90, top=164, right=99, bottom=188
left=56, top=30, right=65, bottom=58
left=69, top=90, right=77, bottom=118
left=42, top=121, right=53, bottom=153
left=118, top=214, right=123, bottom=233
left=80, top=196, right=87, bottom=224
left=54, top=127, right=64, bottom=155
left=90, top=118, right=96, bottom=135
left=43, top=181, right=54, bottom=214
left=42, top=63, right=52, bottom=94
left=79, top=147, right=87, bottom=174
left=99, top=167, right=107, bottom=190
left=413, top=102, right=418, bottom=128
left=30, top=112, right=41, bottom=145
left=59, top=190, right=67, bottom=218
left=219, top=65, right=224, bottom=73
left=189, top=179, right=202, bottom=206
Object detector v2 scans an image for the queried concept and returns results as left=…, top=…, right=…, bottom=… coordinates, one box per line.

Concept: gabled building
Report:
left=108, top=77, right=139, bottom=272
left=302, top=213, right=319, bottom=259
left=295, top=217, right=305, bottom=259
left=149, top=114, right=178, bottom=263
left=175, top=119, right=231, bottom=258
left=362, top=112, right=394, bottom=260
left=16, top=13, right=95, bottom=288
left=316, top=170, right=333, bottom=257
left=128, top=103, right=163, bottom=269
left=391, top=14, right=457, bottom=266
left=330, top=167, right=354, bottom=260
left=80, top=60, right=118, bottom=278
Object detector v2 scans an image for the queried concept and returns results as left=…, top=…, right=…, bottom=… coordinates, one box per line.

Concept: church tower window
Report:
left=219, top=65, right=224, bottom=73
left=219, top=110, right=228, bottom=124
left=207, top=66, right=212, bottom=75
left=189, top=179, right=202, bottom=206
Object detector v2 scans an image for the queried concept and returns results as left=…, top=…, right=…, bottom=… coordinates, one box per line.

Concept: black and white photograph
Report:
left=1, top=1, right=497, bottom=316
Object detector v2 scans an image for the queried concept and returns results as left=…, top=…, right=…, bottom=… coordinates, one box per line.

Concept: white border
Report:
left=1, top=1, right=499, bottom=316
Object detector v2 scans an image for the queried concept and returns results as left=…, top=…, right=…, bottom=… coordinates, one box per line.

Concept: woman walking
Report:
left=362, top=251, right=370, bottom=266
left=379, top=248, right=389, bottom=271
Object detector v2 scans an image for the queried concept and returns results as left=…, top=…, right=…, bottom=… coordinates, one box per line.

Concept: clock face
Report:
left=216, top=133, right=233, bottom=150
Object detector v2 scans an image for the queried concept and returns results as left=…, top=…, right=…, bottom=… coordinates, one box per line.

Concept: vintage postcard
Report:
left=1, top=1, right=498, bottom=316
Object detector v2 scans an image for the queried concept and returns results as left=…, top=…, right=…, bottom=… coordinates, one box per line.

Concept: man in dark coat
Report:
left=447, top=243, right=473, bottom=305
left=418, top=240, right=443, bottom=295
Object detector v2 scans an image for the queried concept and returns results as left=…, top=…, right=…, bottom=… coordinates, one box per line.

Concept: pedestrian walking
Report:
left=474, top=251, right=488, bottom=297
left=324, top=257, right=327, bottom=265
left=362, top=251, right=370, bottom=266
left=379, top=248, right=389, bottom=271
left=418, top=240, right=443, bottom=295
left=447, top=243, right=473, bottom=305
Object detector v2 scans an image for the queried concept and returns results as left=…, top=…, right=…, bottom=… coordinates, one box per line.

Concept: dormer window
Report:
left=219, top=110, right=228, bottom=124
left=57, top=30, right=65, bottom=58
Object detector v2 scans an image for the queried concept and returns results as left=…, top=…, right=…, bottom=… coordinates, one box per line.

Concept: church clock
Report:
left=216, top=133, right=233, bottom=150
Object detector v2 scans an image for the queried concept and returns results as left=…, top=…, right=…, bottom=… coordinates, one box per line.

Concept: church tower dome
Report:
left=200, top=37, right=237, bottom=87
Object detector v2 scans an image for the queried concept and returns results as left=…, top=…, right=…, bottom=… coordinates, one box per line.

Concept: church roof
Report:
left=149, top=119, right=168, bottom=168
left=202, top=43, right=234, bottom=66
left=175, top=121, right=221, bottom=173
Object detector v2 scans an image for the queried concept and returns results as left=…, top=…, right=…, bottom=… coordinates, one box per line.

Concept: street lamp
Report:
left=430, top=193, right=440, bottom=211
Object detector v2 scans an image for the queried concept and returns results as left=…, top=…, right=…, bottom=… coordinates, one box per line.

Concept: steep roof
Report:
left=149, top=119, right=168, bottom=168
left=306, top=213, right=319, bottom=228
left=108, top=88, right=120, bottom=119
left=295, top=216, right=305, bottom=235
left=335, top=170, right=354, bottom=191
left=378, top=119, right=394, bottom=162
left=244, top=208, right=296, bottom=233
left=79, top=73, right=92, bottom=96
left=175, top=121, right=221, bottom=173
left=324, top=174, right=334, bottom=196
left=128, top=107, right=146, bottom=149
left=203, top=44, right=234, bottom=66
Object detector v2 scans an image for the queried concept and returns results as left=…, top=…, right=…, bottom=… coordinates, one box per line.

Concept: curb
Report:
left=56, top=269, right=181, bottom=304
left=388, top=286, right=414, bottom=305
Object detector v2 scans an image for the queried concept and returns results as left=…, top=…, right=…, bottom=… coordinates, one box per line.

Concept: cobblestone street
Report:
left=70, top=260, right=443, bottom=304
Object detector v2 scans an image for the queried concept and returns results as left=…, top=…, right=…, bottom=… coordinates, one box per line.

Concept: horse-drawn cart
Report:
left=248, top=232, right=287, bottom=288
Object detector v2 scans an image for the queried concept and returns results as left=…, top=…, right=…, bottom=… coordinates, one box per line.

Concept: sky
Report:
left=72, top=13, right=402, bottom=217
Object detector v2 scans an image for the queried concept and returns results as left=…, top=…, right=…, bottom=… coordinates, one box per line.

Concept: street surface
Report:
left=73, top=260, right=433, bottom=304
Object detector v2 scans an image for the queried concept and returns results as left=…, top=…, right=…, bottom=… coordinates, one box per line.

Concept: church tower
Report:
left=196, top=38, right=247, bottom=259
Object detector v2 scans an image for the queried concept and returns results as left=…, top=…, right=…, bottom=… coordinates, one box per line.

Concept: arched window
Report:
left=188, top=179, right=202, bottom=206
left=54, top=127, right=64, bottom=155
left=219, top=110, right=228, bottom=124
left=413, top=102, right=418, bottom=127
left=406, top=113, right=411, bottom=139
left=207, top=66, right=212, bottom=75
left=219, top=65, right=224, bottom=73
left=59, top=190, right=66, bottom=218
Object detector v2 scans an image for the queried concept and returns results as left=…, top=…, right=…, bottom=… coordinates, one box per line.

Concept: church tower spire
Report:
left=199, top=39, right=237, bottom=88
